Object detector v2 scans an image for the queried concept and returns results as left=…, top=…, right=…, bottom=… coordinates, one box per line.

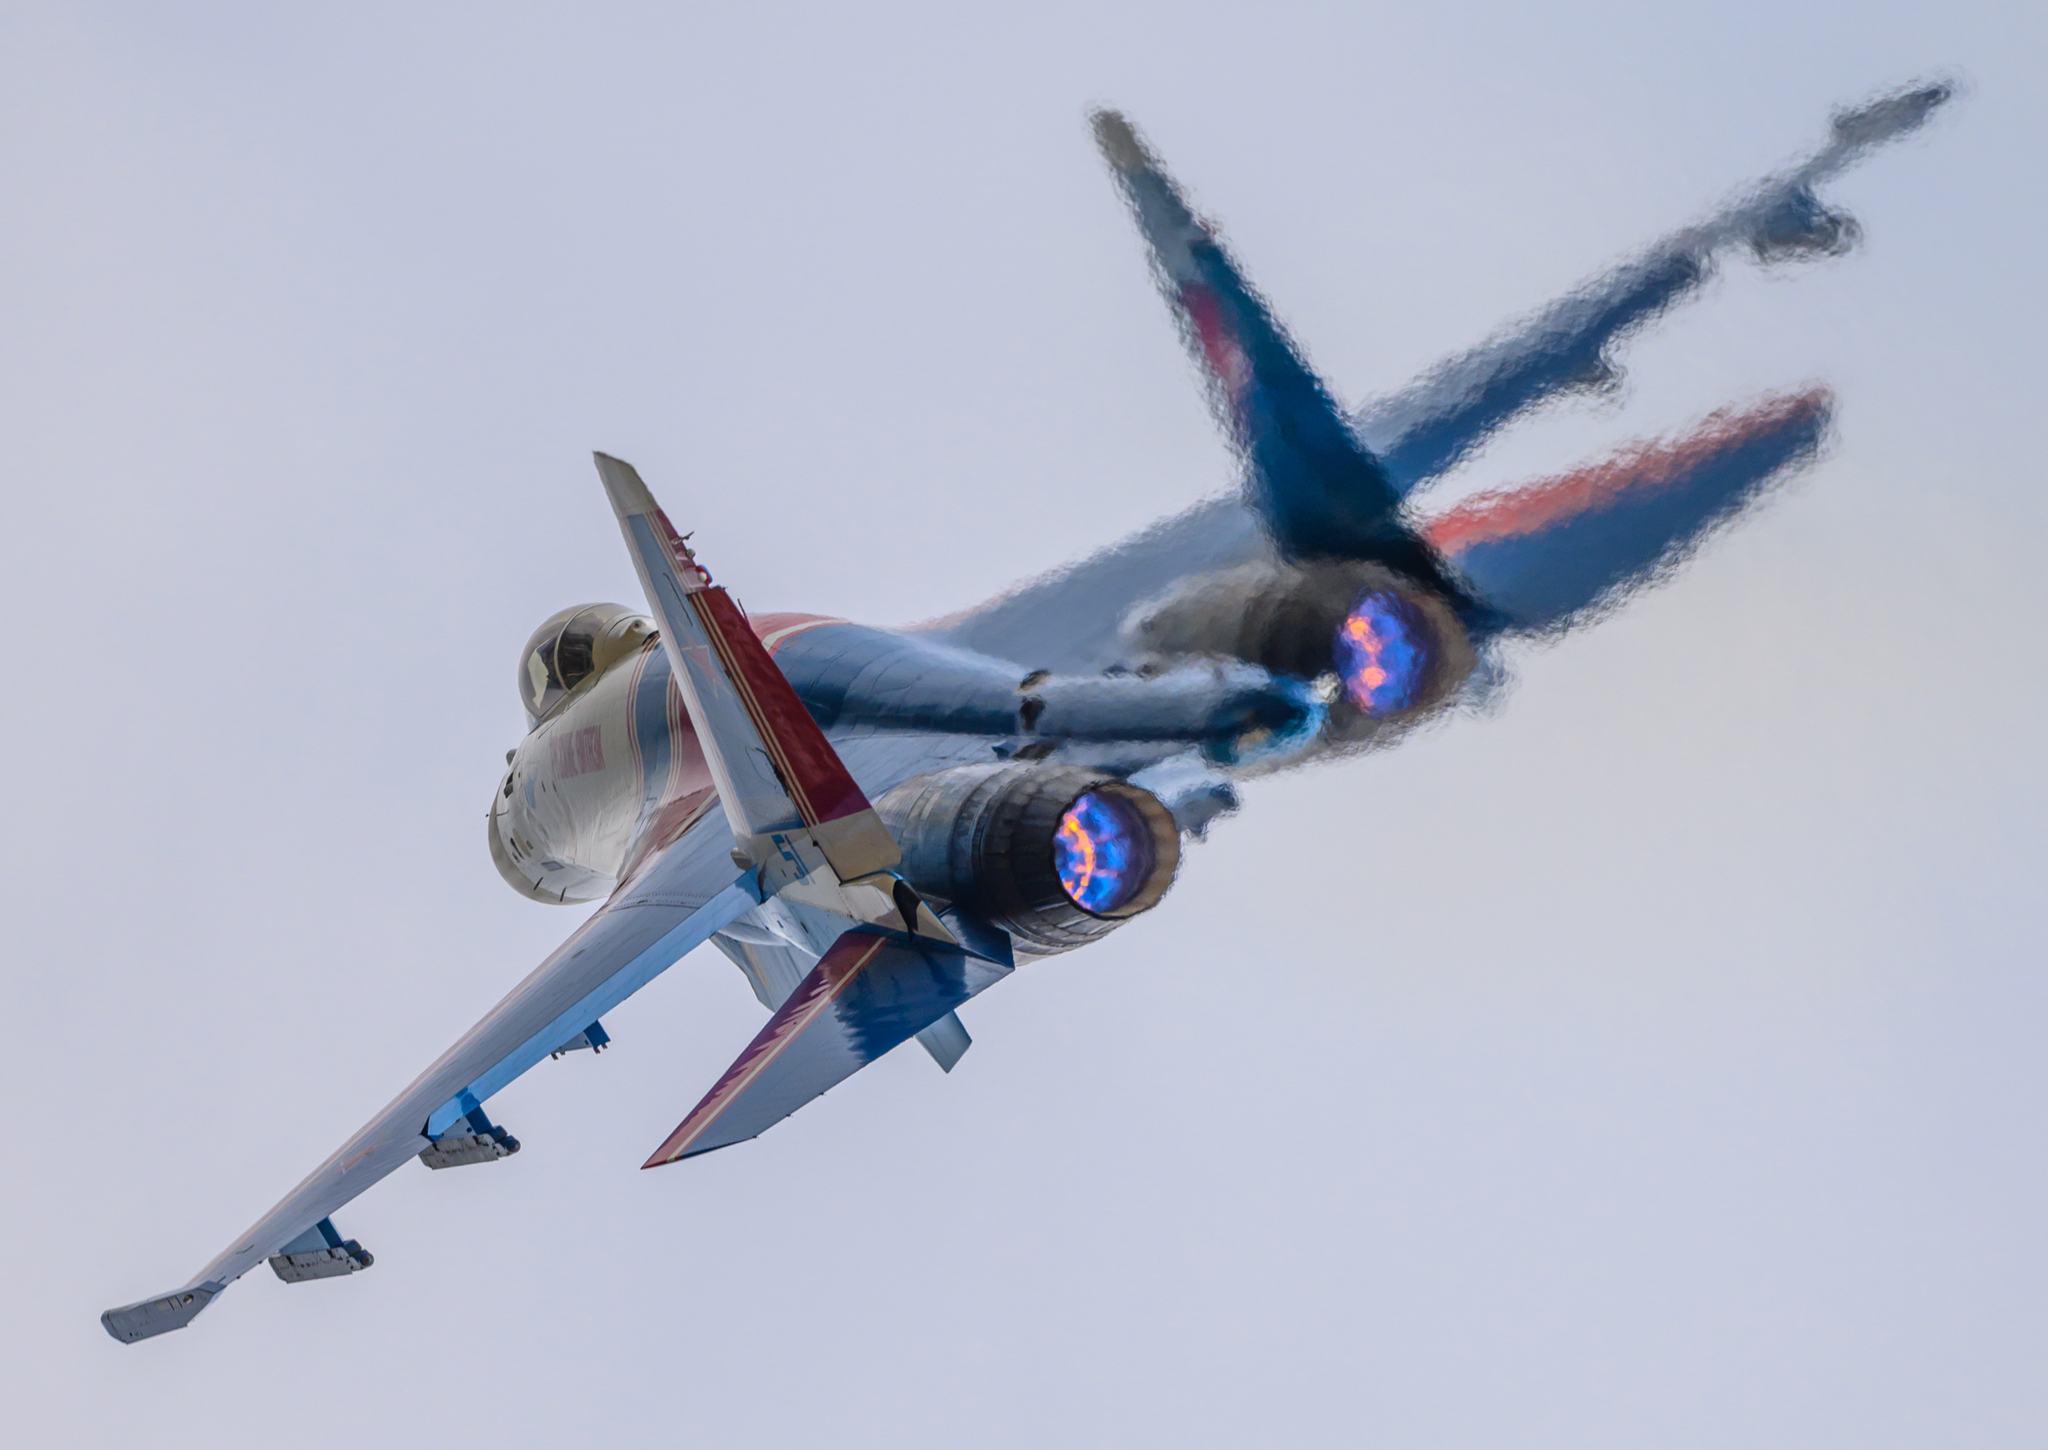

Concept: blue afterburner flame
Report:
left=1055, top=791, right=1151, bottom=914
left=1334, top=591, right=1426, bottom=714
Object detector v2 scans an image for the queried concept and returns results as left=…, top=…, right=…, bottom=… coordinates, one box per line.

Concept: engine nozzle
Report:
left=875, top=764, right=1181, bottom=955
left=1127, top=560, right=1475, bottom=752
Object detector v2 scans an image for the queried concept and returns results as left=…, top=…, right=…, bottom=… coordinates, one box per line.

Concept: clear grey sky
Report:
left=2, top=2, right=2044, bottom=1446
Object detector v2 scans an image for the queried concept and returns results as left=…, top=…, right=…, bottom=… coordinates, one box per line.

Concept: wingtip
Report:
left=100, top=1283, right=221, bottom=1344
left=1829, top=76, right=1958, bottom=152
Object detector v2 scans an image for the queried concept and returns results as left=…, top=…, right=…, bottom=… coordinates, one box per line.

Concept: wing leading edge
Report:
left=107, top=453, right=1011, bottom=1344
left=102, top=803, right=753, bottom=1343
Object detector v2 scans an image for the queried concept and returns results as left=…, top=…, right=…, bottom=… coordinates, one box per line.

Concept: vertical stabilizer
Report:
left=1094, top=110, right=1454, bottom=598
left=594, top=453, right=901, bottom=883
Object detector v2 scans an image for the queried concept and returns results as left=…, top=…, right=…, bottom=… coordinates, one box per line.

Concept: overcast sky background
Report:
left=2, top=2, right=2043, bottom=1445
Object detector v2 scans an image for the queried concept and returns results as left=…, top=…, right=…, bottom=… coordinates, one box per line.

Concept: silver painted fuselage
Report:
left=491, top=629, right=713, bottom=904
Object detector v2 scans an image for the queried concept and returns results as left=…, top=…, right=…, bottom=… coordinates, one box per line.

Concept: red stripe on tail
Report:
left=685, top=588, right=871, bottom=826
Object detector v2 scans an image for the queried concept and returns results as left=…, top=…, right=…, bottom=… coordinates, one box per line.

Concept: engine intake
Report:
left=875, top=764, right=1180, bottom=955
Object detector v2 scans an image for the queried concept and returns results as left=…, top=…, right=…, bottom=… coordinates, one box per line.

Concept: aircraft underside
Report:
left=102, top=79, right=1949, bottom=1344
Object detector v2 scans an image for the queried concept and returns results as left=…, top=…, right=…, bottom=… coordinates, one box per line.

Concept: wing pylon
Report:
left=101, top=802, right=758, bottom=1343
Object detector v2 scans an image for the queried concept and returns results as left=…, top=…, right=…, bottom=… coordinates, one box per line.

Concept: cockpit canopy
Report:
left=518, top=603, right=655, bottom=726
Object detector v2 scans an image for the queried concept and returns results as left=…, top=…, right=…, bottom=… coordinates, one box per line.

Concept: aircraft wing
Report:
left=100, top=801, right=754, bottom=1344
left=922, top=83, right=1946, bottom=672
left=1355, top=81, right=1949, bottom=490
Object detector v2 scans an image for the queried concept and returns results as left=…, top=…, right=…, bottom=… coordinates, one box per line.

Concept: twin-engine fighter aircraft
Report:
left=104, top=82, right=1950, bottom=1342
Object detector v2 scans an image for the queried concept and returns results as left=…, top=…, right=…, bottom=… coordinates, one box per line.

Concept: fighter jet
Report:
left=103, top=80, right=1951, bottom=1342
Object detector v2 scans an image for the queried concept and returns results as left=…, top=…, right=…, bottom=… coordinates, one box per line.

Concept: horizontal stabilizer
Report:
left=1426, top=389, right=1832, bottom=635
left=645, top=927, right=1012, bottom=1165
left=716, top=925, right=976, bottom=1070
